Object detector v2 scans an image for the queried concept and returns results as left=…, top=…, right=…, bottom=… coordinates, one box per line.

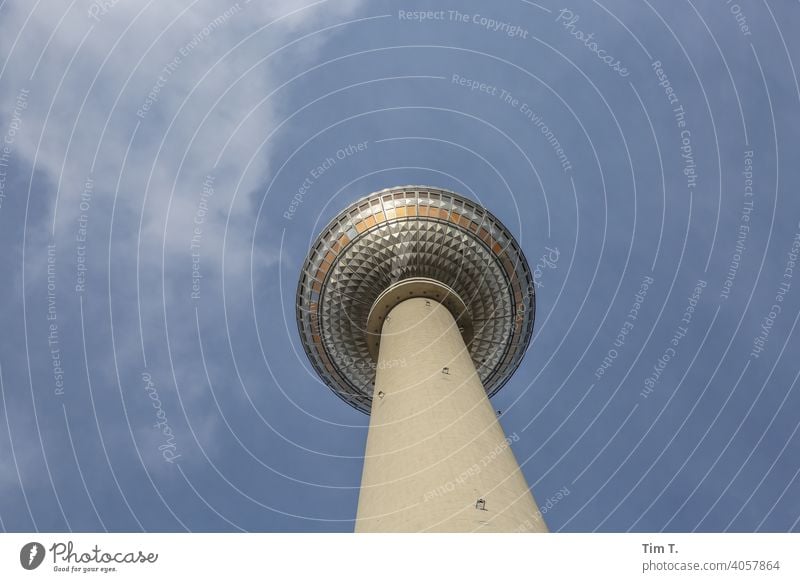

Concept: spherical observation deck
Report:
left=296, top=186, right=535, bottom=414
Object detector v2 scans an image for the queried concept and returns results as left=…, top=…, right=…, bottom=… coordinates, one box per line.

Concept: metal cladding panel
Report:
left=296, top=186, right=535, bottom=414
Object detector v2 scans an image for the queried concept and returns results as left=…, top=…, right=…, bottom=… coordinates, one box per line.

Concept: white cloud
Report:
left=0, top=0, right=365, bottom=492
left=2, top=0, right=363, bottom=264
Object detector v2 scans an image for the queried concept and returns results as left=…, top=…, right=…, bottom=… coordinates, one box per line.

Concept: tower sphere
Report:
left=296, top=186, right=535, bottom=414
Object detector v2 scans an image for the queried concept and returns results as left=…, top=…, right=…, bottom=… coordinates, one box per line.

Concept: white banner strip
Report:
left=1, top=533, right=797, bottom=581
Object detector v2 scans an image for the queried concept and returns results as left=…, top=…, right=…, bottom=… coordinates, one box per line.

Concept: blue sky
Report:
left=0, top=0, right=798, bottom=532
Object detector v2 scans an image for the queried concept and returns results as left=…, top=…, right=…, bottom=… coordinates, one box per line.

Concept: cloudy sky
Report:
left=0, top=0, right=798, bottom=532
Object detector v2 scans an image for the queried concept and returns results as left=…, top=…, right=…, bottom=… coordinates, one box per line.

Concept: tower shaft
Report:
left=355, top=298, right=547, bottom=532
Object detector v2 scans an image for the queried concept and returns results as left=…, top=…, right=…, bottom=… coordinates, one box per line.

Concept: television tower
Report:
left=296, top=186, right=547, bottom=532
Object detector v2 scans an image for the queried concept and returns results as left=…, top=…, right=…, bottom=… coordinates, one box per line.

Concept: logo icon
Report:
left=20, top=542, right=45, bottom=570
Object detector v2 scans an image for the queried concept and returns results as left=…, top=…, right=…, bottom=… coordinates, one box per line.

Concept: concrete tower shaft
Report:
left=357, top=297, right=546, bottom=532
